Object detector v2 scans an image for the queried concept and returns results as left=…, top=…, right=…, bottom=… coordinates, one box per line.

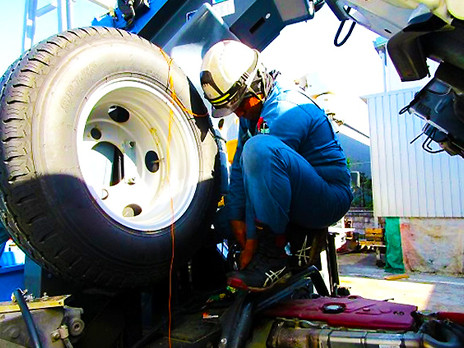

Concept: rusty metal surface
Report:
left=0, top=308, right=65, bottom=347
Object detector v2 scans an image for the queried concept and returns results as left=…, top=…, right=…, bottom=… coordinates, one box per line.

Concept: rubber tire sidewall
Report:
left=1, top=28, right=218, bottom=287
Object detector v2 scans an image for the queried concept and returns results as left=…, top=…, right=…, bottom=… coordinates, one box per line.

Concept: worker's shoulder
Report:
left=272, top=90, right=322, bottom=117
left=270, top=81, right=319, bottom=108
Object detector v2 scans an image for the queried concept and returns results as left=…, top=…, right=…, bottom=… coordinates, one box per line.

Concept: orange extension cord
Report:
left=160, top=48, right=208, bottom=348
left=160, top=49, right=208, bottom=119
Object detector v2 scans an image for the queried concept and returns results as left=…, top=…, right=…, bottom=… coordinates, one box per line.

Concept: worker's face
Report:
left=234, top=95, right=262, bottom=121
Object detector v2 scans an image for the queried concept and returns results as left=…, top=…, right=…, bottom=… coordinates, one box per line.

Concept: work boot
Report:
left=227, top=224, right=290, bottom=292
left=287, top=224, right=328, bottom=271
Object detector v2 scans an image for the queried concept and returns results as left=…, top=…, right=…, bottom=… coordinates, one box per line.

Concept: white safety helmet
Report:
left=200, top=40, right=261, bottom=118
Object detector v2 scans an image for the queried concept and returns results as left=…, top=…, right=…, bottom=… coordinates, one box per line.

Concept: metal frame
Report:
left=22, top=0, right=110, bottom=52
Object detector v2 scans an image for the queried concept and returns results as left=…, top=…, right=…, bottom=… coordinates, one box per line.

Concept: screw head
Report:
left=51, top=330, right=61, bottom=340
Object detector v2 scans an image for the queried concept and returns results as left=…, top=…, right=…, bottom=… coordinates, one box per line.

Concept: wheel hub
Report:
left=77, top=77, right=200, bottom=231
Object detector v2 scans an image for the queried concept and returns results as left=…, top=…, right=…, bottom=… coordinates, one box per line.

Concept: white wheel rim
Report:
left=77, top=77, right=199, bottom=231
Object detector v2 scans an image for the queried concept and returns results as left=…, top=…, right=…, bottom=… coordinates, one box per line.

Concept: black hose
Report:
left=13, top=289, right=42, bottom=348
left=305, top=265, right=330, bottom=296
left=334, top=7, right=356, bottom=47
left=227, top=300, right=254, bottom=348
left=334, top=19, right=356, bottom=47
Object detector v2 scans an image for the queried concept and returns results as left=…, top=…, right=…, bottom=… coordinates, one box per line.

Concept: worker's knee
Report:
left=241, top=135, right=280, bottom=171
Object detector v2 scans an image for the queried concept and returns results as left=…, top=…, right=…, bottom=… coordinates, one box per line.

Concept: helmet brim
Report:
left=210, top=96, right=244, bottom=118
left=209, top=81, right=251, bottom=118
left=211, top=108, right=233, bottom=118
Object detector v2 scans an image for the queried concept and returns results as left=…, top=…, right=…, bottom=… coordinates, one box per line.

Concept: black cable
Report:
left=423, top=139, right=445, bottom=153
left=334, top=7, right=356, bottom=47
left=399, top=105, right=410, bottom=114
left=334, top=19, right=356, bottom=47
left=314, top=0, right=326, bottom=12
left=13, top=289, right=42, bottom=348
left=410, top=131, right=424, bottom=144
left=422, top=129, right=445, bottom=154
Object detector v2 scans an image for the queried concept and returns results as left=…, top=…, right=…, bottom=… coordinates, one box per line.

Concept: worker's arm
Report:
left=240, top=238, right=257, bottom=269
left=227, top=118, right=249, bottom=219
left=227, top=118, right=250, bottom=247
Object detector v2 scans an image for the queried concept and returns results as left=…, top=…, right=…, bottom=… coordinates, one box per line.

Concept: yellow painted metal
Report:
left=226, top=139, right=238, bottom=164
left=0, top=295, right=70, bottom=314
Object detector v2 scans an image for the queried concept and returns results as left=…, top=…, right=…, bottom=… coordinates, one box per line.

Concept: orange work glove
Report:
left=230, top=220, right=247, bottom=249
left=240, top=239, right=258, bottom=269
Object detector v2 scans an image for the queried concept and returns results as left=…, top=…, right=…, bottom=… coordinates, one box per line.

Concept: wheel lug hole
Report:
left=108, top=105, right=130, bottom=123
left=101, top=189, right=109, bottom=200
left=90, top=127, right=102, bottom=140
left=123, top=204, right=142, bottom=217
left=145, top=151, right=160, bottom=173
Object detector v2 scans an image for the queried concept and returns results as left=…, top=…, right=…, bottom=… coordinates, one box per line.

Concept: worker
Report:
left=200, top=40, right=353, bottom=292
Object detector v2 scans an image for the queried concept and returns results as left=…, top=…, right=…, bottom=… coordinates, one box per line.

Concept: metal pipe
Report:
left=326, top=233, right=340, bottom=295
left=13, top=289, right=42, bottom=348
left=21, top=0, right=29, bottom=52
left=66, top=0, right=73, bottom=29
left=22, top=0, right=38, bottom=52
left=36, top=3, right=57, bottom=17
left=57, top=0, right=64, bottom=32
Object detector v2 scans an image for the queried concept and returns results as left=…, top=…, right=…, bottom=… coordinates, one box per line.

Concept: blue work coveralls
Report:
left=227, top=80, right=353, bottom=239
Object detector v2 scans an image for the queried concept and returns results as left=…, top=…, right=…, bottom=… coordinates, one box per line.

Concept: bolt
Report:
left=218, top=338, right=227, bottom=348
left=69, top=318, right=85, bottom=336
left=59, top=325, right=69, bottom=339
left=51, top=330, right=61, bottom=341
left=8, top=327, right=20, bottom=339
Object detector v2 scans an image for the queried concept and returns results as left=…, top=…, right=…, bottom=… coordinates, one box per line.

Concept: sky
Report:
left=0, top=1, right=105, bottom=74
left=0, top=1, right=426, bottom=100
left=262, top=6, right=384, bottom=97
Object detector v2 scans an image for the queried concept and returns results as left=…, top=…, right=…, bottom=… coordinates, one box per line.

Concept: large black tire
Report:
left=0, top=27, right=219, bottom=288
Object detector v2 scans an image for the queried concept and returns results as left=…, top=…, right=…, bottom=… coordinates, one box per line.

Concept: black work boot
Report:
left=227, top=224, right=290, bottom=292
left=287, top=224, right=328, bottom=271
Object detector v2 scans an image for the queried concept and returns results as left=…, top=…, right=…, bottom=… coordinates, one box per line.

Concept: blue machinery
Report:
left=91, top=0, right=322, bottom=106
left=92, top=0, right=319, bottom=50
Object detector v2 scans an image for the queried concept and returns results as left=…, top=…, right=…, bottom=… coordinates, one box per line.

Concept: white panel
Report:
left=366, top=89, right=464, bottom=218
